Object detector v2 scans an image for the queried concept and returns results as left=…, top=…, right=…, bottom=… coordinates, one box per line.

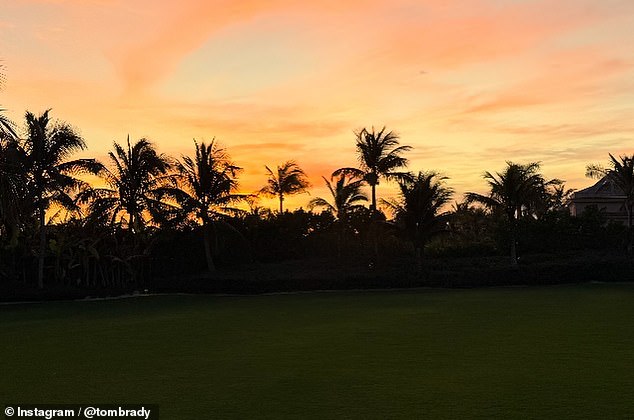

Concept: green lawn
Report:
left=2, top=284, right=634, bottom=419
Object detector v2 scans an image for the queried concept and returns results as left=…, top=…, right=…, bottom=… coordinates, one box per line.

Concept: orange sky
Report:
left=2, top=0, right=634, bottom=211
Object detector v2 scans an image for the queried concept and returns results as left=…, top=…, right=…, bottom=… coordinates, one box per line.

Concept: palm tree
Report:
left=0, top=111, right=14, bottom=139
left=0, top=64, right=21, bottom=241
left=309, top=172, right=368, bottom=257
left=334, top=126, right=411, bottom=211
left=0, top=133, right=27, bottom=247
left=465, top=161, right=548, bottom=266
left=244, top=194, right=273, bottom=220
left=84, top=136, right=171, bottom=233
left=23, top=109, right=101, bottom=288
left=159, top=140, right=245, bottom=273
left=260, top=161, right=310, bottom=214
left=587, top=154, right=634, bottom=252
left=0, top=62, right=16, bottom=139
left=383, top=171, right=453, bottom=270
left=449, top=200, right=492, bottom=246
left=0, top=108, right=17, bottom=138
left=546, top=180, right=575, bottom=214
left=308, top=172, right=368, bottom=219
left=0, top=65, right=21, bottom=238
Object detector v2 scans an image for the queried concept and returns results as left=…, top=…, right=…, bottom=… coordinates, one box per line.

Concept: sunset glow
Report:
left=2, top=0, right=634, bottom=210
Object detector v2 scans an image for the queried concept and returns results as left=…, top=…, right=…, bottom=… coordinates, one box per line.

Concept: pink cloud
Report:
left=5, top=0, right=634, bottom=209
left=110, top=0, right=383, bottom=94
left=454, top=51, right=633, bottom=118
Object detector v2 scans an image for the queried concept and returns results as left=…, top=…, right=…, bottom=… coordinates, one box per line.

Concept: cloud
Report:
left=492, top=121, right=634, bottom=138
left=110, top=0, right=382, bottom=95
left=446, top=50, right=633, bottom=125
left=6, top=0, right=634, bottom=210
left=232, top=141, right=305, bottom=153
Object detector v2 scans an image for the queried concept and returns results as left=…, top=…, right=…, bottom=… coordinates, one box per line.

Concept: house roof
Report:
left=573, top=176, right=625, bottom=199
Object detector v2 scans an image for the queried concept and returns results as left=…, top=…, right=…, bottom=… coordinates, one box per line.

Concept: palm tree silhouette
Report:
left=0, top=65, right=21, bottom=238
left=159, top=140, right=245, bottom=273
left=84, top=136, right=171, bottom=233
left=545, top=180, right=575, bottom=214
left=449, top=200, right=491, bottom=245
left=0, top=107, right=15, bottom=139
left=0, top=63, right=18, bottom=138
left=587, top=154, right=634, bottom=252
left=309, top=172, right=368, bottom=257
left=260, top=161, right=310, bottom=214
left=0, top=112, right=12, bottom=134
left=23, top=110, right=101, bottom=288
left=334, top=126, right=411, bottom=212
left=0, top=64, right=21, bottom=240
left=0, top=63, right=17, bottom=139
left=0, top=133, right=26, bottom=247
left=466, top=161, right=547, bottom=266
left=383, top=171, right=453, bottom=270
left=309, top=172, right=368, bottom=219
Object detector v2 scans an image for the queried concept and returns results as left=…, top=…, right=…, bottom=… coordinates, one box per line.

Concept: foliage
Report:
left=0, top=134, right=27, bottom=247
left=241, top=209, right=335, bottom=262
left=383, top=171, right=453, bottom=267
left=1, top=92, right=633, bottom=295
left=158, top=139, right=246, bottom=272
left=309, top=172, right=368, bottom=219
left=83, top=136, right=171, bottom=232
left=587, top=154, right=634, bottom=251
left=22, top=110, right=102, bottom=288
left=0, top=63, right=17, bottom=138
left=260, top=161, right=310, bottom=213
left=465, top=162, right=549, bottom=220
left=308, top=172, right=368, bottom=257
left=545, top=180, right=575, bottom=213
left=334, top=126, right=411, bottom=211
left=465, top=161, right=554, bottom=266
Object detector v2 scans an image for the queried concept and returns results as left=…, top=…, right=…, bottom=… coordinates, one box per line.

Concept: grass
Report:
left=2, top=284, right=634, bottom=419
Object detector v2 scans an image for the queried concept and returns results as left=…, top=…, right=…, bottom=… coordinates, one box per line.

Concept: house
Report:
left=569, top=177, right=628, bottom=224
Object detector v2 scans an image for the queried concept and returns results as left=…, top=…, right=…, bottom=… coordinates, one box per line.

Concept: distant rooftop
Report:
left=573, top=177, right=625, bottom=199
left=570, top=176, right=627, bottom=221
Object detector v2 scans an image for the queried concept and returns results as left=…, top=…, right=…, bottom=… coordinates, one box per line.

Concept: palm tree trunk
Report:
left=337, top=223, right=343, bottom=259
left=510, top=220, right=518, bottom=267
left=370, top=184, right=377, bottom=212
left=37, top=203, right=46, bottom=289
left=415, top=245, right=423, bottom=273
left=370, top=221, right=379, bottom=269
left=203, top=220, right=216, bottom=273
left=279, top=193, right=284, bottom=214
left=627, top=204, right=633, bottom=254
left=129, top=211, right=136, bottom=234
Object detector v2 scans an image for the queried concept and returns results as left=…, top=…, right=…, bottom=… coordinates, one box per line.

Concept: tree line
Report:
left=1, top=103, right=632, bottom=293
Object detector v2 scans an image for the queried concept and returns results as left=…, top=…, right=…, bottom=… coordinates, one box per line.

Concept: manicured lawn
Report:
left=2, top=284, right=634, bottom=418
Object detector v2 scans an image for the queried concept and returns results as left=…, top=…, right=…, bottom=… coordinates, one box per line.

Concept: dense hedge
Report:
left=1, top=207, right=631, bottom=302
left=3, top=251, right=633, bottom=302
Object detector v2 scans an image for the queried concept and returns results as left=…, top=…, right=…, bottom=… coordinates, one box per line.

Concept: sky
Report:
left=1, top=0, right=634, bottom=211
